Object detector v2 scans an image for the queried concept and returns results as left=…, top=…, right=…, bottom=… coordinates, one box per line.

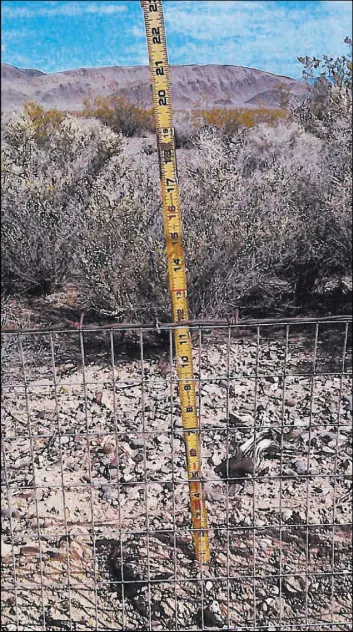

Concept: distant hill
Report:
left=1, top=62, right=308, bottom=113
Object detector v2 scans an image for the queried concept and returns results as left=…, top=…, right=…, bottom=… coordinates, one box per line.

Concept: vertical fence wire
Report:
left=49, top=332, right=73, bottom=629
left=304, top=323, right=319, bottom=628
left=168, top=326, right=178, bottom=631
left=330, top=322, right=349, bottom=628
left=197, top=326, right=205, bottom=631
left=1, top=441, right=20, bottom=630
left=19, top=335, right=47, bottom=629
left=109, top=329, right=125, bottom=631
left=225, top=326, right=231, bottom=631
left=79, top=329, right=99, bottom=629
left=278, top=323, right=290, bottom=629
left=140, top=329, right=152, bottom=631
left=252, top=325, right=261, bottom=630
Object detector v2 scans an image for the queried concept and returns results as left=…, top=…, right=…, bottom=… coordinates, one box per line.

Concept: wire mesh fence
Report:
left=1, top=316, right=352, bottom=631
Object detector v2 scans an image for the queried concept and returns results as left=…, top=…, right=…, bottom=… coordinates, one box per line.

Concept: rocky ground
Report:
left=1, top=323, right=352, bottom=631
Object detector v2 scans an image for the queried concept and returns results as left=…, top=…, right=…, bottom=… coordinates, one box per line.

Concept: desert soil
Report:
left=1, top=324, right=352, bottom=631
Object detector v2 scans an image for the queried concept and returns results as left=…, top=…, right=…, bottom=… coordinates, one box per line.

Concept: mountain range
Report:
left=1, top=62, right=308, bottom=113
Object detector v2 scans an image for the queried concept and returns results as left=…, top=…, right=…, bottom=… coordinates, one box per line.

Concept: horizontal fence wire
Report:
left=1, top=316, right=352, bottom=631
left=1, top=313, right=351, bottom=334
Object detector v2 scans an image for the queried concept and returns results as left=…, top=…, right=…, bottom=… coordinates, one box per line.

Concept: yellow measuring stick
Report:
left=141, top=0, right=210, bottom=563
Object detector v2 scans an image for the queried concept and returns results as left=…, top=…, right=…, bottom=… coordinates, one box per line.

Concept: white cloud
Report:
left=3, top=50, right=35, bottom=67
left=1, top=1, right=128, bottom=19
left=162, top=0, right=352, bottom=77
left=130, top=25, right=145, bottom=38
left=1, top=5, right=33, bottom=18
left=1, top=28, right=33, bottom=41
left=164, top=1, right=291, bottom=40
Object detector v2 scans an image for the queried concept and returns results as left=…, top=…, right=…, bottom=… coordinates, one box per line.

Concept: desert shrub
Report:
left=81, top=92, right=154, bottom=137
left=192, top=107, right=288, bottom=136
left=23, top=101, right=65, bottom=145
left=1, top=112, right=125, bottom=295
left=177, top=116, right=351, bottom=316
left=285, top=39, right=352, bottom=303
left=174, top=111, right=199, bottom=148
left=293, top=38, right=352, bottom=136
left=74, top=150, right=169, bottom=321
left=298, top=37, right=352, bottom=89
left=1, top=107, right=168, bottom=320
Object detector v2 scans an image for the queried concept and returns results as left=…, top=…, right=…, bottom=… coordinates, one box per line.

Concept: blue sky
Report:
left=1, top=0, right=352, bottom=78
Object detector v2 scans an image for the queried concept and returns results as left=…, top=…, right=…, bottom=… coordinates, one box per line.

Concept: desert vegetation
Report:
left=1, top=44, right=352, bottom=324
left=81, top=90, right=154, bottom=137
left=191, top=106, right=288, bottom=137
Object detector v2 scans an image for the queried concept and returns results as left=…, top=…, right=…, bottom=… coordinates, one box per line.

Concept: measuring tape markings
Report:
left=141, top=0, right=210, bottom=562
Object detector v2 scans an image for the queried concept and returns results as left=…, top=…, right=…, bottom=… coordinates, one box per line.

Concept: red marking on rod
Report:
left=193, top=500, right=201, bottom=512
